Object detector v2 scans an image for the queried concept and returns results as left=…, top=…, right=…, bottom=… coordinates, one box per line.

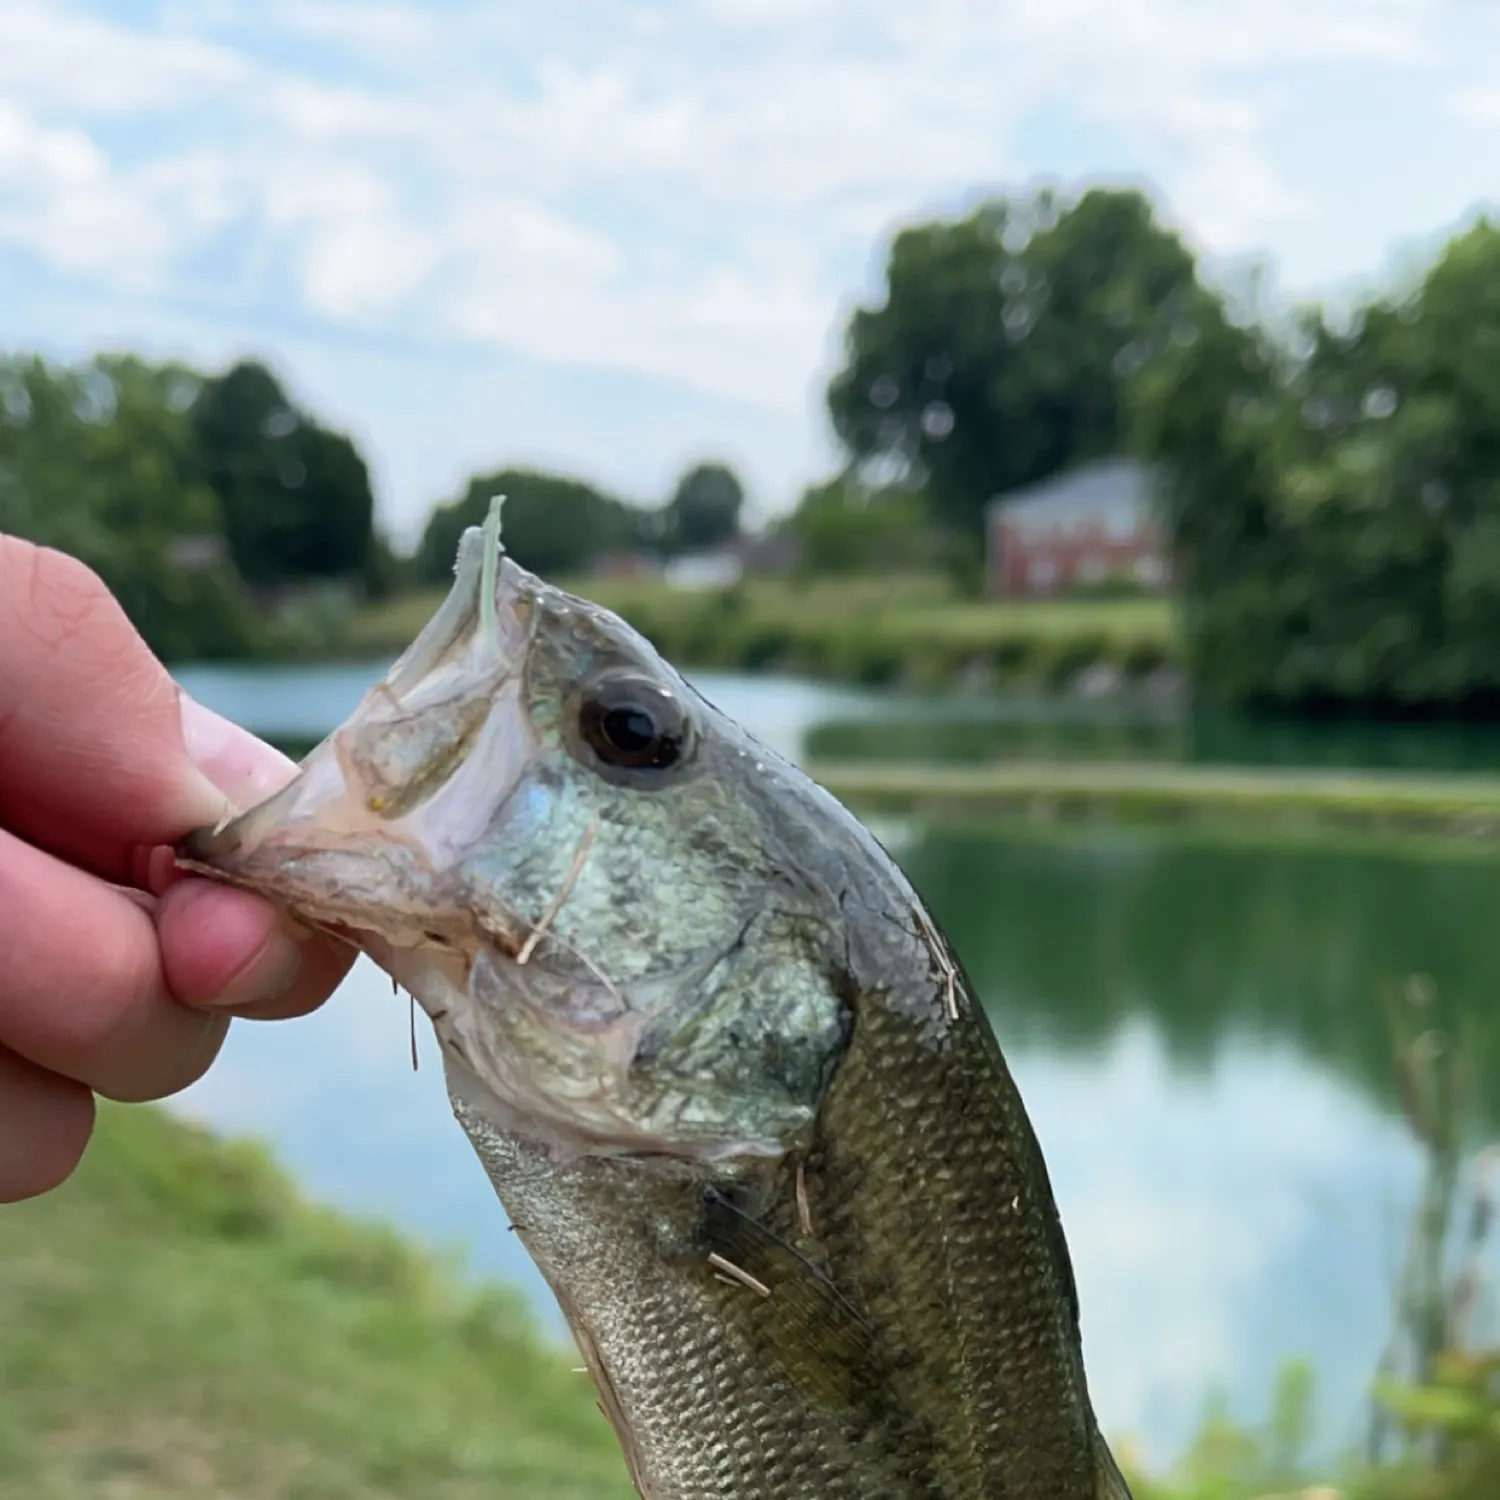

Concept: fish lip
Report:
left=383, top=522, right=492, bottom=695
left=175, top=821, right=240, bottom=867
left=173, top=527, right=534, bottom=882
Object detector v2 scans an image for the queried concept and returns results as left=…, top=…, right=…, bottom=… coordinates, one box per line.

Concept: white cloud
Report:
left=0, top=0, right=248, bottom=114
left=1, top=0, right=1497, bottom=524
left=0, top=101, right=200, bottom=287
left=263, top=0, right=444, bottom=65
left=0, top=100, right=104, bottom=186
left=1452, top=84, right=1500, bottom=125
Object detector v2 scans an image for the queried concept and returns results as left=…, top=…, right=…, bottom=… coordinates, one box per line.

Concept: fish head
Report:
left=179, top=525, right=853, bottom=1166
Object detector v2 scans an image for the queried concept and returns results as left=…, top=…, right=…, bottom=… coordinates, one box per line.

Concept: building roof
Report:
left=984, top=457, right=1160, bottom=530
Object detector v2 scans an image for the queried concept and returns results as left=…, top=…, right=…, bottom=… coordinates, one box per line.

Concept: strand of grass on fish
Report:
left=178, top=498, right=1132, bottom=1499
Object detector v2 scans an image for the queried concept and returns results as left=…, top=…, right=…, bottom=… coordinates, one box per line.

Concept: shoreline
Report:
left=810, top=759, right=1500, bottom=850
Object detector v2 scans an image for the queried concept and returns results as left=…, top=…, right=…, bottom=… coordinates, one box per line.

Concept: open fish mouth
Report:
left=178, top=519, right=540, bottom=958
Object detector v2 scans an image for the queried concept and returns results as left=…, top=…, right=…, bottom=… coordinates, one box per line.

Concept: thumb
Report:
left=178, top=696, right=302, bottom=815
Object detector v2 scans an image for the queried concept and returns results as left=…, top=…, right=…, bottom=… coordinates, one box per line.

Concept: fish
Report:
left=177, top=511, right=1133, bottom=1500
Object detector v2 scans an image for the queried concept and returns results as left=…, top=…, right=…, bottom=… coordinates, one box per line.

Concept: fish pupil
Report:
left=603, top=707, right=658, bottom=755
left=578, top=683, right=687, bottom=771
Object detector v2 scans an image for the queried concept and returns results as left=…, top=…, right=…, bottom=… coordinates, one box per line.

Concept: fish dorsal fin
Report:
left=697, top=1187, right=882, bottom=1410
left=1094, top=1439, right=1135, bottom=1500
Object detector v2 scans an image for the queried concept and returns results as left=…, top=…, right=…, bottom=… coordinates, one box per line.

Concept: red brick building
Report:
left=985, top=458, right=1170, bottom=599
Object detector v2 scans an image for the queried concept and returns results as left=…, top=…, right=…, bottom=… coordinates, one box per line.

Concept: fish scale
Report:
left=450, top=920, right=1114, bottom=1497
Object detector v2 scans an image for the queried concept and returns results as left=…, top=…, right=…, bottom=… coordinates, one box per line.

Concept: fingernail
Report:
left=180, top=694, right=298, bottom=813
left=207, top=926, right=306, bottom=1009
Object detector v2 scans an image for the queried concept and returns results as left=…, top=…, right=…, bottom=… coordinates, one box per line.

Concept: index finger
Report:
left=0, top=536, right=232, bottom=881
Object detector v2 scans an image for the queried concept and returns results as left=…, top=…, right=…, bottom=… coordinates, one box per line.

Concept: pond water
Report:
left=169, top=661, right=1500, bottom=1474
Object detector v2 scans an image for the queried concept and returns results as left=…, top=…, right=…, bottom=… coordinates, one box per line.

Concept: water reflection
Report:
left=809, top=706, right=1500, bottom=774
left=167, top=663, right=1500, bottom=1471
left=900, top=828, right=1500, bottom=1124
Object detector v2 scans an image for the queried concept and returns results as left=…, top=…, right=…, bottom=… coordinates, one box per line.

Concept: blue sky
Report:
left=4, top=0, right=1499, bottom=544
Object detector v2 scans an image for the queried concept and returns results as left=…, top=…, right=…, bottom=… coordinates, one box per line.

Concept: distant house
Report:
left=591, top=550, right=663, bottom=581
left=984, top=458, right=1170, bottom=600
left=664, top=547, right=743, bottom=590
left=734, top=531, right=800, bottom=577
left=662, top=533, right=802, bottom=590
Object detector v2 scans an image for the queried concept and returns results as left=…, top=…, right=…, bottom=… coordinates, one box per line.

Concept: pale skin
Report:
left=0, top=535, right=356, bottom=1203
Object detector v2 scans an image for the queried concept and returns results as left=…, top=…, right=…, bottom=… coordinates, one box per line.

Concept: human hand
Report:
left=0, top=535, right=356, bottom=1202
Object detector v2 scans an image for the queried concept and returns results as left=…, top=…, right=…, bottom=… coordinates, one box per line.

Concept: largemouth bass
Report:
left=178, top=517, right=1132, bottom=1500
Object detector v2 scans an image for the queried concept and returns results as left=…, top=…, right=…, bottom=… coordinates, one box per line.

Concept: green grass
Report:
left=0, top=1104, right=636, bottom=1500
left=810, top=759, right=1500, bottom=849
left=343, top=575, right=1178, bottom=690
left=0, top=1072, right=1488, bottom=1499
left=0, top=1108, right=1360, bottom=1500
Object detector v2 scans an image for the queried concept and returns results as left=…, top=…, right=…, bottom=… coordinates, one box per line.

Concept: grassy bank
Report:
left=810, top=759, right=1500, bottom=847
left=343, top=575, right=1178, bottom=692
left=0, top=1104, right=635, bottom=1500
left=0, top=1096, right=1491, bottom=1498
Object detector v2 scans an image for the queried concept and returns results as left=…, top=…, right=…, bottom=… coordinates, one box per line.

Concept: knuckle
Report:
left=52, top=929, right=162, bottom=1062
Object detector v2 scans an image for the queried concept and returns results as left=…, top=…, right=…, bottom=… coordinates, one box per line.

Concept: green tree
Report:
left=0, top=353, right=259, bottom=661
left=1134, top=217, right=1500, bottom=712
left=659, top=462, right=745, bottom=554
left=827, top=185, right=1202, bottom=540
left=417, top=467, right=640, bottom=583
left=191, top=360, right=375, bottom=587
left=783, top=474, right=935, bottom=576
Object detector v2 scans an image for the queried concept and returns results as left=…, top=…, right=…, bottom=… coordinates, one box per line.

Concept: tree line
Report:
left=0, top=354, right=381, bottom=661
left=0, top=352, right=746, bottom=662
left=6, top=180, right=1500, bottom=714
left=806, top=185, right=1500, bottom=715
left=413, top=460, right=745, bottom=587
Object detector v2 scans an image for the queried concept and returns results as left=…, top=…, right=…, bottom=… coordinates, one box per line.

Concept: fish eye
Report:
left=577, top=675, right=692, bottom=774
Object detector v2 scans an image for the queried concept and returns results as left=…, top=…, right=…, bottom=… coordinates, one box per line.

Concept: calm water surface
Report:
left=170, top=662, right=1500, bottom=1472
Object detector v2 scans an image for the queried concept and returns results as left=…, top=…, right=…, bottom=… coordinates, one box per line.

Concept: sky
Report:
left=4, top=0, right=1500, bottom=545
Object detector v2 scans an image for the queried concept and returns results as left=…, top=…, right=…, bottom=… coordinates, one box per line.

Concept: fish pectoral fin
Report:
left=1094, top=1438, right=1135, bottom=1500
left=698, top=1188, right=882, bottom=1410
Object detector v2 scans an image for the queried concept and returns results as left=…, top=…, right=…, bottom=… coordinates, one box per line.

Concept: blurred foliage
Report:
left=349, top=572, right=1176, bottom=691
left=0, top=353, right=262, bottom=661
left=1134, top=218, right=1500, bottom=713
left=659, top=460, right=745, bottom=554
left=0, top=350, right=390, bottom=663
left=13, top=187, right=1500, bottom=710
left=191, top=359, right=377, bottom=589
left=0, top=1101, right=636, bottom=1498
left=416, top=466, right=644, bottom=583
left=1340, top=1000, right=1500, bottom=1500
left=1355, top=980, right=1500, bottom=1500
left=1357, top=1350, right=1500, bottom=1500
left=1103, top=979, right=1500, bottom=1500
left=782, top=473, right=941, bottom=576
left=1120, top=1360, right=1322, bottom=1500
left=415, top=458, right=753, bottom=585
left=827, top=185, right=1201, bottom=542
